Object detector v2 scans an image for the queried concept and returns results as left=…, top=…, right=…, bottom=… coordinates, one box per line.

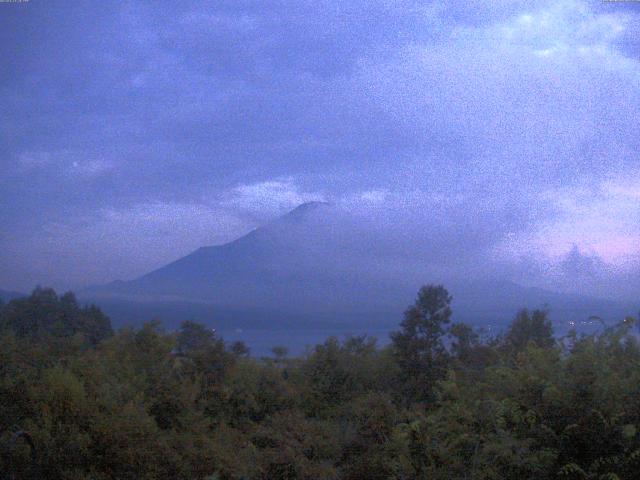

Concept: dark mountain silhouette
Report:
left=81, top=202, right=636, bottom=333
left=84, top=202, right=408, bottom=312
left=0, top=289, right=25, bottom=303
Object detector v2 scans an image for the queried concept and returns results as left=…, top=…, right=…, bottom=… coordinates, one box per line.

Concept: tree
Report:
left=230, top=340, right=250, bottom=357
left=390, top=285, right=452, bottom=403
left=175, top=320, right=218, bottom=355
left=0, top=287, right=112, bottom=345
left=340, top=393, right=407, bottom=480
left=271, top=346, right=289, bottom=362
left=505, top=309, right=554, bottom=352
left=448, top=322, right=479, bottom=364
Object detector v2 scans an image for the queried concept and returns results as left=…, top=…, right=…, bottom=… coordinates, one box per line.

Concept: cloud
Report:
left=17, top=151, right=54, bottom=169
left=1, top=200, right=249, bottom=290
left=221, top=179, right=325, bottom=218
left=14, top=150, right=114, bottom=179
left=339, top=189, right=391, bottom=208
left=492, top=173, right=640, bottom=300
left=501, top=176, right=640, bottom=265
left=487, top=0, right=629, bottom=60
left=1, top=180, right=324, bottom=289
left=560, top=244, right=608, bottom=277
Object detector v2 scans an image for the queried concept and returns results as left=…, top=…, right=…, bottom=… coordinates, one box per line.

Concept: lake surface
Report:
left=217, top=325, right=395, bottom=357
left=218, top=321, right=622, bottom=357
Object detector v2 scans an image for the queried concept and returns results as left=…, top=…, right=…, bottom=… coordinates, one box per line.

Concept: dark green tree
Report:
left=448, top=322, right=479, bottom=364
left=230, top=340, right=250, bottom=357
left=505, top=308, right=554, bottom=352
left=0, top=287, right=112, bottom=345
left=175, top=320, right=218, bottom=355
left=390, top=285, right=452, bottom=403
left=271, top=345, right=289, bottom=362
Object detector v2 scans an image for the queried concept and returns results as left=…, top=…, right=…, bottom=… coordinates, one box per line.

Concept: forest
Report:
left=1, top=286, right=639, bottom=480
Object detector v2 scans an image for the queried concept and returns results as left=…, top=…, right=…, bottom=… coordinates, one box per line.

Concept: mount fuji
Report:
left=81, top=202, right=635, bottom=343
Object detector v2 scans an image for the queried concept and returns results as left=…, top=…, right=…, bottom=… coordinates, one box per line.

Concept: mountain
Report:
left=84, top=202, right=409, bottom=314
left=81, top=202, right=636, bottom=335
left=0, top=289, right=25, bottom=303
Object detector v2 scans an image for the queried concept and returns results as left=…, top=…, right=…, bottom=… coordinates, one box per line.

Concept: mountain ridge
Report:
left=0, top=289, right=25, bottom=303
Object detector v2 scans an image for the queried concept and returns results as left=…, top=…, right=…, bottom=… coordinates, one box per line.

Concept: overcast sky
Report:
left=1, top=0, right=639, bottom=300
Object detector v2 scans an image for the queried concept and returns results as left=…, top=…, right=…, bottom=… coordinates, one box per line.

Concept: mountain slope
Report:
left=85, top=202, right=409, bottom=311
left=82, top=202, right=636, bottom=331
left=0, top=289, right=25, bottom=303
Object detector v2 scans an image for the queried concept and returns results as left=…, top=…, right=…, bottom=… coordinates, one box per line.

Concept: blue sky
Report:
left=1, top=0, right=639, bottom=300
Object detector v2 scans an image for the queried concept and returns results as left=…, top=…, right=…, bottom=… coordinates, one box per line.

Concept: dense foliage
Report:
left=1, top=286, right=639, bottom=479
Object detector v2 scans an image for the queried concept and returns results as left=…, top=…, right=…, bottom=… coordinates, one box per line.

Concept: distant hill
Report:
left=0, top=289, right=25, bottom=303
left=81, top=202, right=637, bottom=333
